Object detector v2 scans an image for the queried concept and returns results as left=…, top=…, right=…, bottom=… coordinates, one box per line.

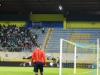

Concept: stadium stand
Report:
left=0, top=24, right=48, bottom=59
left=45, top=28, right=71, bottom=52
left=0, top=24, right=43, bottom=52
left=1, top=27, right=100, bottom=60
left=45, top=28, right=100, bottom=53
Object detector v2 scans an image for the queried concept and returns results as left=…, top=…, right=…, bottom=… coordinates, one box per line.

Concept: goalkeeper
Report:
left=31, top=45, right=46, bottom=75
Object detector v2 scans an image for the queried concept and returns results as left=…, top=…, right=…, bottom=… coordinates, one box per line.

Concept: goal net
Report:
left=59, top=38, right=100, bottom=75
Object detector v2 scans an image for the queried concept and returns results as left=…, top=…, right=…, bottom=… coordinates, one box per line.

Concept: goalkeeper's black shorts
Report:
left=34, top=62, right=43, bottom=72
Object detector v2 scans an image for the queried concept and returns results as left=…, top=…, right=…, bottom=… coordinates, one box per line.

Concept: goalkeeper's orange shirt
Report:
left=31, top=48, right=46, bottom=65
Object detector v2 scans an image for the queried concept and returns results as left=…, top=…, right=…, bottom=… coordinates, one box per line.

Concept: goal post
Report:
left=59, top=38, right=63, bottom=75
left=74, top=46, right=76, bottom=74
left=97, top=39, right=99, bottom=75
left=59, top=38, right=100, bottom=75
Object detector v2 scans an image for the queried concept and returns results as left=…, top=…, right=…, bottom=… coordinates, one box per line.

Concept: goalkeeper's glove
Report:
left=44, top=63, right=46, bottom=66
left=31, top=62, right=33, bottom=66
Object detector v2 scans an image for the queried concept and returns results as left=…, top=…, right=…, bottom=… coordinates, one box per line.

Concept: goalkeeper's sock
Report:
left=40, top=73, right=43, bottom=75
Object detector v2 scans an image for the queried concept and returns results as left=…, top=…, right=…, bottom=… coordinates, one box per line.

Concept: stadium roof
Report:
left=0, top=0, right=100, bottom=16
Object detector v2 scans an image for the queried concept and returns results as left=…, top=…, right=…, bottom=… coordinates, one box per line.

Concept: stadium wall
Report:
left=66, top=21, right=100, bottom=28
left=0, top=61, right=93, bottom=68
left=30, top=14, right=64, bottom=21
left=42, top=22, right=63, bottom=28
left=0, top=52, right=95, bottom=63
left=0, top=52, right=31, bottom=59
left=1, top=21, right=100, bottom=28
left=0, top=61, right=56, bottom=67
left=29, top=13, right=100, bottom=29
left=0, top=21, right=26, bottom=27
left=29, top=14, right=65, bottom=28
left=0, top=52, right=95, bottom=68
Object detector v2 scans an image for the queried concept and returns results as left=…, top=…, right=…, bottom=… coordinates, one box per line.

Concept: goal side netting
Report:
left=59, top=38, right=100, bottom=75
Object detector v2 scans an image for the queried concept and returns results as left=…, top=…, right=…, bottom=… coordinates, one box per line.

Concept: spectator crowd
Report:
left=0, top=24, right=38, bottom=52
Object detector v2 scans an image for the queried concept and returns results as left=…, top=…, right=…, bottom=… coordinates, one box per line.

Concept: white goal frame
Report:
left=59, top=38, right=99, bottom=75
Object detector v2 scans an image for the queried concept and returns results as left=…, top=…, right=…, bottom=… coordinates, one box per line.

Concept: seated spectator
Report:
left=29, top=44, right=32, bottom=52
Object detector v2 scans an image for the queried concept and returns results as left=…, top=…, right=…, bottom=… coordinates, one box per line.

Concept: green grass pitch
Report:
left=0, top=66, right=99, bottom=75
